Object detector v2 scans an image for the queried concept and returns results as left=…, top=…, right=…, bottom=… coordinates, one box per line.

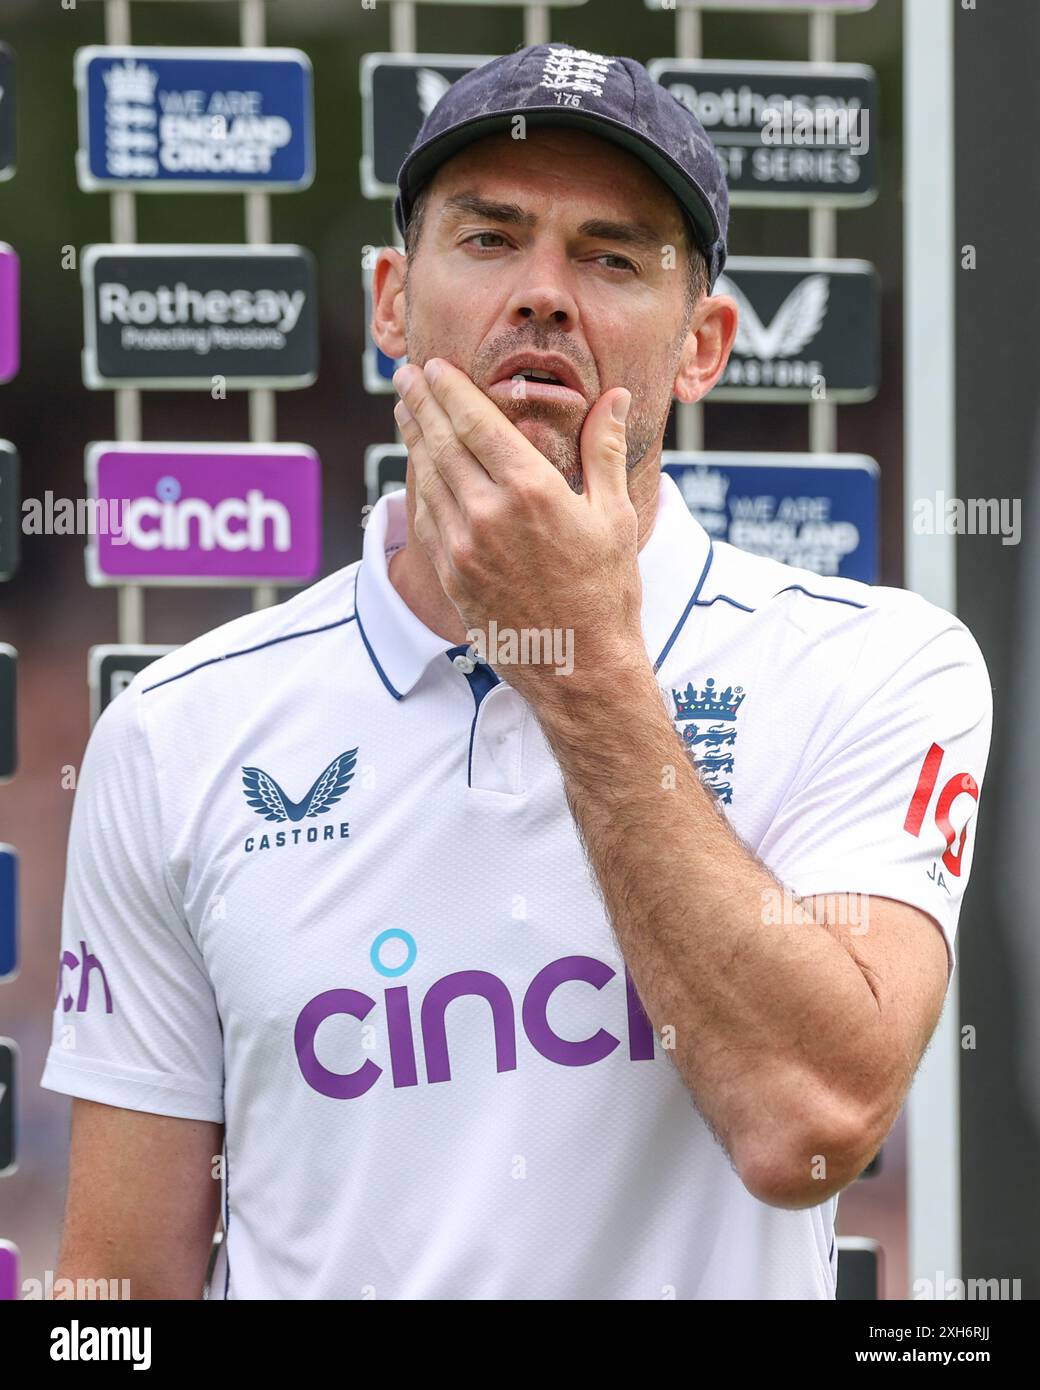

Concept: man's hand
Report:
left=392, top=357, right=646, bottom=703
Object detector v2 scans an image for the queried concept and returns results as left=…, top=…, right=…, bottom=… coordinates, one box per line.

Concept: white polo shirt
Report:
left=40, top=471, right=992, bottom=1300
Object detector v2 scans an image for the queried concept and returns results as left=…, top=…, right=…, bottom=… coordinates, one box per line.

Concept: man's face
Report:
left=399, top=127, right=698, bottom=491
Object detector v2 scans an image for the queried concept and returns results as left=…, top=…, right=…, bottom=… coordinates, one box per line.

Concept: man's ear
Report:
left=672, top=293, right=739, bottom=405
left=372, top=247, right=408, bottom=361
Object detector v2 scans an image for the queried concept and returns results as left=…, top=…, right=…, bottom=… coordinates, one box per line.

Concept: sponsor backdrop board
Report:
left=648, top=60, right=877, bottom=207
left=0, top=645, right=14, bottom=780
left=835, top=1239, right=882, bottom=1300
left=0, top=44, right=15, bottom=180
left=86, top=443, right=321, bottom=586
left=361, top=55, right=495, bottom=198
left=0, top=1041, right=15, bottom=1175
left=81, top=245, right=318, bottom=390
left=0, top=845, right=16, bottom=983
left=89, top=646, right=178, bottom=724
left=365, top=443, right=408, bottom=507
left=663, top=451, right=879, bottom=582
left=0, top=1242, right=18, bottom=1302
left=75, top=46, right=314, bottom=192
left=0, top=244, right=18, bottom=384
left=0, top=442, right=19, bottom=581
left=712, top=257, right=879, bottom=402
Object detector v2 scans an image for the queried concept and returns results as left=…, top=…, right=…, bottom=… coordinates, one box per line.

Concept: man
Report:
left=42, top=44, right=991, bottom=1300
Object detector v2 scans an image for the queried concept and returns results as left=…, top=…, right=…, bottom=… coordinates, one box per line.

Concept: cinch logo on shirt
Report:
left=55, top=941, right=113, bottom=1015
left=294, top=930, right=658, bottom=1100
left=672, top=676, right=747, bottom=804
left=242, top=749, right=357, bottom=852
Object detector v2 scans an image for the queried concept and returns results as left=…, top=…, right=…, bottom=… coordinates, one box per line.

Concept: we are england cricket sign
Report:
left=75, top=46, right=314, bottom=192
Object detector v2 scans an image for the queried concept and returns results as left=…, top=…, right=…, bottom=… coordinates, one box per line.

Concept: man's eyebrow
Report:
left=437, top=194, right=668, bottom=253
left=575, top=219, right=668, bottom=253
left=438, top=193, right=536, bottom=228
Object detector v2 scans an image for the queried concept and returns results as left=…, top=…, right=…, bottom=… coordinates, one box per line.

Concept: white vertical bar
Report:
left=808, top=10, right=834, bottom=63
left=676, top=4, right=703, bottom=455
left=676, top=5, right=702, bottom=59
left=390, top=3, right=416, bottom=55
left=524, top=7, right=550, bottom=47
left=809, top=14, right=837, bottom=455
left=104, top=0, right=131, bottom=44
left=905, top=0, right=960, bottom=1293
left=241, top=0, right=278, bottom=612
left=106, top=0, right=143, bottom=643
left=240, top=0, right=266, bottom=47
left=390, top=6, right=412, bottom=459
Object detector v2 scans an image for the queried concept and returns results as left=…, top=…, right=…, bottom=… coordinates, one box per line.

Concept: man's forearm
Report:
left=531, top=652, right=892, bottom=1204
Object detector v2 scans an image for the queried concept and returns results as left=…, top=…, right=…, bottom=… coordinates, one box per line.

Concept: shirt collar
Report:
left=354, top=471, right=714, bottom=700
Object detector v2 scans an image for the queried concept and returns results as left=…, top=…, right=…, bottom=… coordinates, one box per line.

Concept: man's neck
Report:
left=387, top=542, right=469, bottom=644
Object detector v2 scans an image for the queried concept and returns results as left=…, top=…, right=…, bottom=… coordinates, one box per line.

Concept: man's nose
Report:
left=504, top=260, right=580, bottom=329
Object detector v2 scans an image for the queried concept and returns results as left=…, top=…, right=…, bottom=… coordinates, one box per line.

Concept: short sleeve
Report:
left=39, top=680, right=225, bottom=1122
left=758, top=608, right=993, bottom=983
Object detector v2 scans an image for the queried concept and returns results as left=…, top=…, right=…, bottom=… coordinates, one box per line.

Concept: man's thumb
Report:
left=580, top=387, right=631, bottom=496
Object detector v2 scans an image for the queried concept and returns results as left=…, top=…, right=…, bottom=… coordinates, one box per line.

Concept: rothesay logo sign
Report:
left=82, top=245, right=317, bottom=389
left=648, top=59, right=877, bottom=206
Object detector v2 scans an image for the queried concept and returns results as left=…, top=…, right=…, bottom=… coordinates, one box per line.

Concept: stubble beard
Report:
left=403, top=290, right=673, bottom=495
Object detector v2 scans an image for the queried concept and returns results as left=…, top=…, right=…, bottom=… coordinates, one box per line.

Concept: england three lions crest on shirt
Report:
left=671, top=677, right=747, bottom=805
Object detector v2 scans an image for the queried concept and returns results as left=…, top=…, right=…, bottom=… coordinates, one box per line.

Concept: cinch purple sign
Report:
left=87, top=443, right=321, bottom=585
left=0, top=244, right=19, bottom=384
left=0, top=1242, right=17, bottom=1301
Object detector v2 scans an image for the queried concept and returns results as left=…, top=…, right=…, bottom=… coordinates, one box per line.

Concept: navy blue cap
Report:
left=394, top=43, right=729, bottom=290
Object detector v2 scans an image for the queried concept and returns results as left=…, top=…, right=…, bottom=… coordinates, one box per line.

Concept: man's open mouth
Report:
left=488, top=353, right=588, bottom=404
left=515, top=369, right=565, bottom=384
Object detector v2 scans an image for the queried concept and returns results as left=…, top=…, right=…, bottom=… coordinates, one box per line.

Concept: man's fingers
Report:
left=395, top=400, right=463, bottom=551
left=394, top=363, right=495, bottom=499
left=421, top=357, right=565, bottom=490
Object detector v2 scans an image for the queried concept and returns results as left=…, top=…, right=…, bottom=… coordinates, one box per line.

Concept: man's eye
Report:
left=463, top=232, right=508, bottom=250
left=597, top=253, right=636, bottom=272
